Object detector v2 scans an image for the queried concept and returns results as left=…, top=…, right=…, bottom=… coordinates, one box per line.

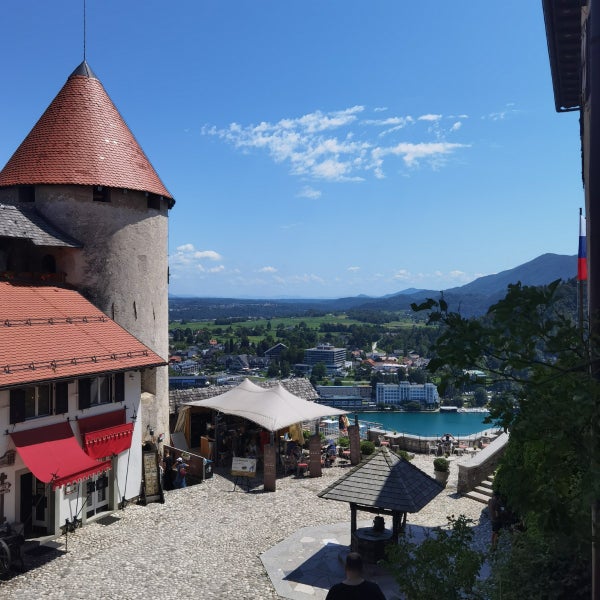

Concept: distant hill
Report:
left=169, top=253, right=577, bottom=321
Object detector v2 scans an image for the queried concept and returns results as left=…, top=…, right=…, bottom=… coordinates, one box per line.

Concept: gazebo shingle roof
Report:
left=0, top=61, right=174, bottom=206
left=318, top=447, right=443, bottom=513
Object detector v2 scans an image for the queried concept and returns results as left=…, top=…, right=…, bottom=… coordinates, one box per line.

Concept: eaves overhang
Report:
left=543, top=0, right=584, bottom=112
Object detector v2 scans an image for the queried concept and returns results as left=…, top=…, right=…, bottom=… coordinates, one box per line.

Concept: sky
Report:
left=0, top=1, right=583, bottom=299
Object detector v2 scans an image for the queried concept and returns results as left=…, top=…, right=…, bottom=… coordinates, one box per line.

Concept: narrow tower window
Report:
left=93, top=186, right=111, bottom=202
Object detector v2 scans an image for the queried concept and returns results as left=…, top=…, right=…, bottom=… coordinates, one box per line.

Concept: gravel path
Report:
left=0, top=453, right=491, bottom=599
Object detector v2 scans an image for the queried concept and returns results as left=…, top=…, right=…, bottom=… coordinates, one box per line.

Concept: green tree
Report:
left=472, top=387, right=488, bottom=407
left=385, top=515, right=484, bottom=600
left=310, top=362, right=327, bottom=382
left=413, top=281, right=596, bottom=597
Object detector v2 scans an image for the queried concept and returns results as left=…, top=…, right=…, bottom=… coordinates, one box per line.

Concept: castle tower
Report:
left=0, top=61, right=174, bottom=440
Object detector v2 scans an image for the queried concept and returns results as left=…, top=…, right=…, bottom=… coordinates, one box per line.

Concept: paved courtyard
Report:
left=0, top=453, right=490, bottom=599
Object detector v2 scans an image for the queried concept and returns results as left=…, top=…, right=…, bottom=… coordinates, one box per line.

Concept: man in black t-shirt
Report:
left=326, top=552, right=386, bottom=600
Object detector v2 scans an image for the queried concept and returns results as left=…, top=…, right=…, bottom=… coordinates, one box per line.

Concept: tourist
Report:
left=162, top=448, right=174, bottom=490
left=326, top=552, right=386, bottom=600
left=174, top=457, right=189, bottom=489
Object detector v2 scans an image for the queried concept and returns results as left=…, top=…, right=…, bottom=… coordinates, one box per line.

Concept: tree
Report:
left=413, top=281, right=596, bottom=597
left=385, top=515, right=484, bottom=600
left=472, top=387, right=488, bottom=407
left=310, top=362, right=327, bottom=382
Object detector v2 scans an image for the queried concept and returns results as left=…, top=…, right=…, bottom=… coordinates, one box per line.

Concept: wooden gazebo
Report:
left=318, top=447, right=443, bottom=550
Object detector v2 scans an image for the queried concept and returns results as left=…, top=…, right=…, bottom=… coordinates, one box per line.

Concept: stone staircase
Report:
left=465, top=472, right=495, bottom=505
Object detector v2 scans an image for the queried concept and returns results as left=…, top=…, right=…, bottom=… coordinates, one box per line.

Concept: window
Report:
left=10, top=384, right=52, bottom=423
left=91, top=376, right=111, bottom=405
left=78, top=374, right=125, bottom=410
left=93, top=186, right=111, bottom=202
left=18, top=186, right=35, bottom=202
left=146, top=194, right=161, bottom=210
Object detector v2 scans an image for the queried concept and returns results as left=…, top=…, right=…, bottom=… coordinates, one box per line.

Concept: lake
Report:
left=352, top=410, right=495, bottom=438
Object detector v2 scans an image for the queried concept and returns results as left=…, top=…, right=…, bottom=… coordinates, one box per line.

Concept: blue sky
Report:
left=0, top=1, right=582, bottom=298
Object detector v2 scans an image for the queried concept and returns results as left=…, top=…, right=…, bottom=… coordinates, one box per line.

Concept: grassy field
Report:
left=170, top=314, right=370, bottom=332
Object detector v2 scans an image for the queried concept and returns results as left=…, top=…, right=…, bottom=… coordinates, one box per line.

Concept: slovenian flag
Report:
left=579, top=212, right=587, bottom=281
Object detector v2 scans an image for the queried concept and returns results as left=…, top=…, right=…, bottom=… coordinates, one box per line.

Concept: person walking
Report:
left=173, top=457, right=189, bottom=489
left=326, top=552, right=386, bottom=600
left=162, top=448, right=174, bottom=490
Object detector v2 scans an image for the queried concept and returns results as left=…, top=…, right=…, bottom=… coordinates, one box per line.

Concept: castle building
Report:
left=0, top=60, right=173, bottom=441
left=0, top=61, right=173, bottom=535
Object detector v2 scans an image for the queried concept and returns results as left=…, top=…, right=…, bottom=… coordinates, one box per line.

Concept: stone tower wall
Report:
left=33, top=184, right=171, bottom=441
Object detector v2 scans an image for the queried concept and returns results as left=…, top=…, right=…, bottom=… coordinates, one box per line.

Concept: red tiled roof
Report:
left=0, top=62, right=174, bottom=205
left=0, top=281, right=166, bottom=388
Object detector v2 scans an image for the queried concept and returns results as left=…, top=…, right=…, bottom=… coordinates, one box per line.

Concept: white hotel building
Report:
left=375, top=381, right=440, bottom=408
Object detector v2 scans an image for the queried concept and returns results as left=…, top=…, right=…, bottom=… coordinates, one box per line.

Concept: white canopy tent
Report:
left=182, top=378, right=347, bottom=432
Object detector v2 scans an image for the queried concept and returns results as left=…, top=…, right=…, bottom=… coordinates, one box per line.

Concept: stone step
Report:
left=479, top=479, right=494, bottom=490
left=465, top=490, right=491, bottom=505
left=473, top=485, right=494, bottom=498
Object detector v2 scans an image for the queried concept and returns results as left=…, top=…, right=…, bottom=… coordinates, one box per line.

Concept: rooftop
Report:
left=0, top=281, right=166, bottom=387
left=0, top=61, right=174, bottom=205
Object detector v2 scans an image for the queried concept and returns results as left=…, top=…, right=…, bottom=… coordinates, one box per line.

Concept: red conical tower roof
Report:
left=0, top=62, right=174, bottom=205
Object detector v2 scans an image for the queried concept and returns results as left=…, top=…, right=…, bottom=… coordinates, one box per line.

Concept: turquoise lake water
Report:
left=352, top=411, right=494, bottom=438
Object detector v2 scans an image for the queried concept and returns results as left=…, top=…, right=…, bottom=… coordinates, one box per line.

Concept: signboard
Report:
left=231, top=457, right=257, bottom=478
left=142, top=451, right=163, bottom=504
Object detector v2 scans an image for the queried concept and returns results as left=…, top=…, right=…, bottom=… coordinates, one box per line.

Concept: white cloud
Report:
left=259, top=266, right=278, bottom=273
left=297, top=186, right=322, bottom=199
left=393, top=269, right=411, bottom=280
left=203, top=105, right=470, bottom=181
left=377, top=142, right=469, bottom=168
left=170, top=244, right=224, bottom=278
left=347, top=266, right=360, bottom=272
left=209, top=265, right=225, bottom=273
left=449, top=121, right=462, bottom=132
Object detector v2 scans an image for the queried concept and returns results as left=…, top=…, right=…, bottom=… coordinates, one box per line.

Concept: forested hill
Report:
left=169, top=253, right=578, bottom=321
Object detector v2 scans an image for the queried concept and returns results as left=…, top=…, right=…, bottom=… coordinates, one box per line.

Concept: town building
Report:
left=0, top=282, right=165, bottom=534
left=316, top=385, right=372, bottom=410
left=304, top=344, right=346, bottom=373
left=375, top=381, right=440, bottom=408
left=0, top=60, right=173, bottom=535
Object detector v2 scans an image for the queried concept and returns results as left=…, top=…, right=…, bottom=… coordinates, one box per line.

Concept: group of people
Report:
left=161, top=448, right=189, bottom=490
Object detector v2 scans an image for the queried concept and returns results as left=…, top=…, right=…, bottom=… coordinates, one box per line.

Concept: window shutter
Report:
left=78, top=378, right=91, bottom=410
left=10, top=389, right=26, bottom=424
left=55, top=382, right=69, bottom=414
left=114, top=372, right=125, bottom=403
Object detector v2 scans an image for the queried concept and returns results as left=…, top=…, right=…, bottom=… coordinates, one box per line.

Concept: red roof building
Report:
left=0, top=281, right=165, bottom=388
left=0, top=62, right=174, bottom=206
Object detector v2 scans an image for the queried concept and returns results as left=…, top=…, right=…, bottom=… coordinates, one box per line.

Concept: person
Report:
left=162, top=448, right=174, bottom=490
left=174, top=457, right=189, bottom=489
left=326, top=552, right=386, bottom=600
left=488, top=490, right=504, bottom=550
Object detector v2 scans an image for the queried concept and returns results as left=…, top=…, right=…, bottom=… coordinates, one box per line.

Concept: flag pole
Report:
left=578, top=207, right=587, bottom=332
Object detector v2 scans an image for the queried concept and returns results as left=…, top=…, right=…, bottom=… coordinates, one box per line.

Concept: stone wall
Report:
left=456, top=433, right=508, bottom=494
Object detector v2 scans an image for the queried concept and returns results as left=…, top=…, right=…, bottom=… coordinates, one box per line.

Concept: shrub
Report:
left=338, top=436, right=350, bottom=448
left=385, top=515, right=484, bottom=600
left=433, top=457, right=449, bottom=472
left=397, top=450, right=414, bottom=461
left=360, top=440, right=375, bottom=455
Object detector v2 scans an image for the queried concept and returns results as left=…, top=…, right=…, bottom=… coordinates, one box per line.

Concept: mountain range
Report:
left=169, top=253, right=578, bottom=321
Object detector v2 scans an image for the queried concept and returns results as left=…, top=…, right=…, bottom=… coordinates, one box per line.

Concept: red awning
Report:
left=78, top=409, right=134, bottom=459
left=82, top=423, right=134, bottom=459
left=11, top=422, right=111, bottom=490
